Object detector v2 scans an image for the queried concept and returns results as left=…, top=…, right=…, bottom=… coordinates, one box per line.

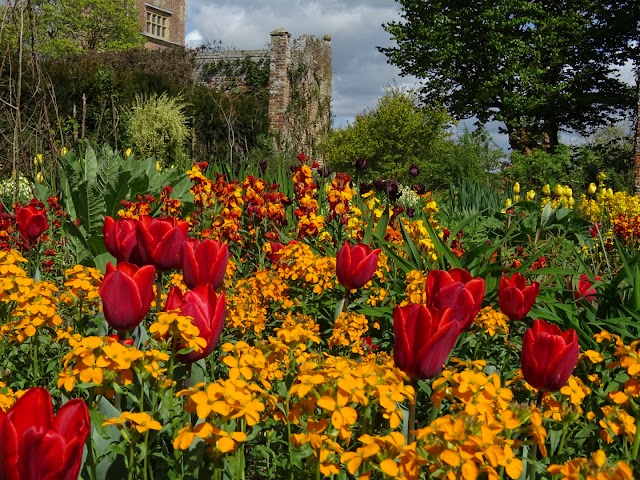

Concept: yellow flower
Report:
left=103, top=412, right=162, bottom=433
left=513, top=182, right=520, bottom=194
left=124, top=148, right=132, bottom=157
left=542, top=184, right=551, bottom=196
left=588, top=183, right=597, bottom=195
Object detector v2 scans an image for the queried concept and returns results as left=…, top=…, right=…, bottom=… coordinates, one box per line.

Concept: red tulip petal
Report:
left=19, top=428, right=66, bottom=480
left=5, top=387, right=53, bottom=437
left=133, top=265, right=156, bottom=314
left=417, top=320, right=460, bottom=379
left=53, top=399, right=90, bottom=443
left=182, top=240, right=199, bottom=289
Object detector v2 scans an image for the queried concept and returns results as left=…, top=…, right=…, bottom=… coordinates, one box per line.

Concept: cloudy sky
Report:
left=184, top=1, right=636, bottom=152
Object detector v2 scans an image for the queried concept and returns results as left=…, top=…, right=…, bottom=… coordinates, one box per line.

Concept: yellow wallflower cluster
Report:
left=577, top=188, right=640, bottom=224
left=547, top=449, right=633, bottom=480
left=401, top=270, right=427, bottom=306
left=59, top=265, right=103, bottom=311
left=287, top=354, right=415, bottom=476
left=271, top=312, right=321, bottom=360
left=423, top=364, right=525, bottom=480
left=0, top=381, right=22, bottom=412
left=149, top=311, right=206, bottom=354
left=103, top=411, right=162, bottom=433
left=58, top=335, right=145, bottom=394
left=473, top=306, right=509, bottom=336
left=0, top=256, right=62, bottom=342
left=329, top=311, right=369, bottom=354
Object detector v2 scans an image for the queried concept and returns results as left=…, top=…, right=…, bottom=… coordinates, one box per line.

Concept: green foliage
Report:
left=421, top=128, right=504, bottom=190
left=127, top=93, right=190, bottom=168
left=505, top=145, right=574, bottom=188
left=322, top=88, right=452, bottom=182
left=502, top=125, right=634, bottom=193
left=33, top=143, right=190, bottom=266
left=380, top=0, right=637, bottom=152
left=572, top=125, right=634, bottom=193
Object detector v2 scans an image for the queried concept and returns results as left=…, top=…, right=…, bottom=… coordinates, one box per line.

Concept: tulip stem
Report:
left=143, top=430, right=150, bottom=480
left=631, top=414, right=640, bottom=460
left=342, top=289, right=350, bottom=313
left=156, top=273, right=163, bottom=313
left=528, top=391, right=545, bottom=480
left=407, top=379, right=419, bottom=444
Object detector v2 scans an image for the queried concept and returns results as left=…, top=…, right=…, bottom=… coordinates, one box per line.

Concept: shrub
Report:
left=127, top=93, right=190, bottom=167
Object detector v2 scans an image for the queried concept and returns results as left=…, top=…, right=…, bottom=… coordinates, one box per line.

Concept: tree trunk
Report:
left=634, top=62, right=640, bottom=195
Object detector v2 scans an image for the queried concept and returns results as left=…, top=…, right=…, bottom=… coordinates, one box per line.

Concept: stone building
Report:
left=195, top=29, right=333, bottom=159
left=135, top=0, right=186, bottom=49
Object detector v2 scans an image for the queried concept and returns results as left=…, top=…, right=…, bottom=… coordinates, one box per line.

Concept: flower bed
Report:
left=0, top=157, right=638, bottom=479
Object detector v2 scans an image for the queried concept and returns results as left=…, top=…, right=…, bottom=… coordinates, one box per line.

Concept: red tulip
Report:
left=165, top=285, right=225, bottom=362
left=99, top=261, right=156, bottom=332
left=0, top=387, right=90, bottom=480
left=574, top=274, right=599, bottom=303
left=181, top=239, right=229, bottom=290
left=393, top=304, right=460, bottom=379
left=136, top=215, right=189, bottom=271
left=425, top=268, right=485, bottom=330
left=336, top=242, right=381, bottom=290
left=498, top=272, right=541, bottom=321
left=521, top=319, right=579, bottom=392
left=103, top=216, right=146, bottom=265
left=15, top=205, right=48, bottom=240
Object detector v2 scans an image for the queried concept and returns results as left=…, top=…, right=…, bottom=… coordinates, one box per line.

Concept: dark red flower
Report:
left=181, top=239, right=229, bottom=290
left=574, top=274, right=599, bottom=303
left=103, top=216, right=146, bottom=266
left=393, top=304, right=460, bottom=379
left=0, top=387, right=90, bottom=480
left=336, top=242, right=381, bottom=290
left=99, top=262, right=155, bottom=332
left=498, top=272, right=540, bottom=321
left=136, top=215, right=189, bottom=271
left=425, top=268, right=485, bottom=331
left=165, top=285, right=226, bottom=362
left=15, top=205, right=48, bottom=240
left=521, top=319, right=579, bottom=392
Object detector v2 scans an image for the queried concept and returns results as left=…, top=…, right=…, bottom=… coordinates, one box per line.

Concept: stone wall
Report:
left=194, top=29, right=332, bottom=159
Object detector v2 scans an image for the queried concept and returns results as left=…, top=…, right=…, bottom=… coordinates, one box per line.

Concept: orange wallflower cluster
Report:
left=241, top=175, right=290, bottom=241
left=329, top=311, right=369, bottom=354
left=547, top=450, right=633, bottom=480
left=292, top=158, right=323, bottom=237
left=276, top=241, right=336, bottom=294
left=226, top=270, right=293, bottom=336
left=326, top=172, right=354, bottom=222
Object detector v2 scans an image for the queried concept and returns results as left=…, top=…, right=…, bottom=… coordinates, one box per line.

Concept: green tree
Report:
left=3, top=0, right=144, bottom=56
left=321, top=88, right=452, bottom=183
left=380, top=0, right=637, bottom=153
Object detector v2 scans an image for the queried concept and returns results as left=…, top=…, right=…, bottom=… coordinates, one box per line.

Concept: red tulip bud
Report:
left=99, top=262, right=156, bottom=332
left=425, top=268, right=485, bottom=330
left=181, top=239, right=229, bottom=290
left=336, top=242, right=380, bottom=290
left=393, top=304, right=460, bottom=379
left=521, top=319, right=579, bottom=392
left=498, top=273, right=540, bottom=321
left=15, top=205, right=49, bottom=240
